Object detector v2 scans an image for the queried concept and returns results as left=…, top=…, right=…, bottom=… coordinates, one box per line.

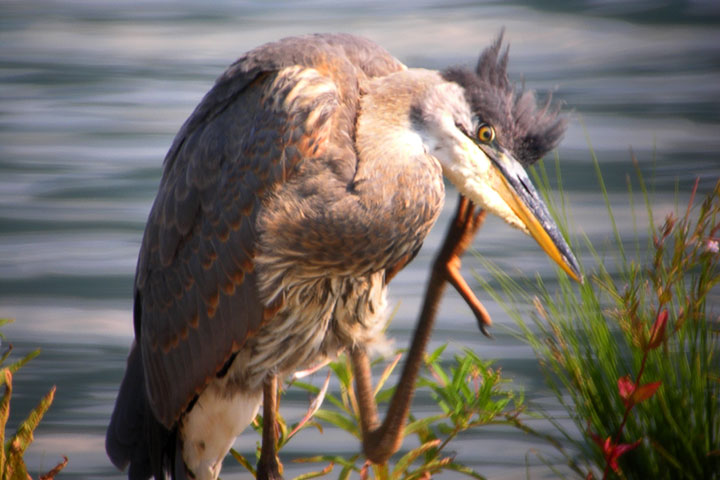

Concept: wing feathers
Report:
left=135, top=34, right=405, bottom=427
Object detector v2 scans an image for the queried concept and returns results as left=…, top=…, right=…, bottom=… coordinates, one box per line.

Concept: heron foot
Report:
left=438, top=194, right=492, bottom=336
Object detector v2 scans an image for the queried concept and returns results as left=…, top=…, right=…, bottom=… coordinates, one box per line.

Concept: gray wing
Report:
left=135, top=33, right=405, bottom=428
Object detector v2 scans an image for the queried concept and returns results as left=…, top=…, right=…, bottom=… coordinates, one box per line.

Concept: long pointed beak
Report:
left=481, top=144, right=583, bottom=283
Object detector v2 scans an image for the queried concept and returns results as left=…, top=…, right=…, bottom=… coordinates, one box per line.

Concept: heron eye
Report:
left=476, top=124, right=495, bottom=143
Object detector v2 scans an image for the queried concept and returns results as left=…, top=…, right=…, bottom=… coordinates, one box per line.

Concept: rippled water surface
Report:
left=1, top=1, right=719, bottom=478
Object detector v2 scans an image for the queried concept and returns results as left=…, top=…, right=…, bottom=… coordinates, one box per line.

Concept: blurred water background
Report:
left=1, top=1, right=719, bottom=478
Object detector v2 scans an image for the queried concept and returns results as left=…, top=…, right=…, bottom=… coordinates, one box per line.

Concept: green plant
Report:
left=480, top=158, right=720, bottom=479
left=300, top=346, right=532, bottom=479
left=0, top=318, right=67, bottom=480
left=232, top=345, right=531, bottom=479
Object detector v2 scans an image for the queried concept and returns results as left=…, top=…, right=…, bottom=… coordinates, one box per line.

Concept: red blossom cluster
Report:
left=588, top=308, right=667, bottom=478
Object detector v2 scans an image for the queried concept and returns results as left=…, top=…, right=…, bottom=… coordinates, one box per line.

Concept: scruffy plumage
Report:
left=107, top=33, right=576, bottom=480
left=443, top=33, right=566, bottom=165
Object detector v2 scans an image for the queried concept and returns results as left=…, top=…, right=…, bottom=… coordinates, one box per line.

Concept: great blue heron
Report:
left=106, top=32, right=580, bottom=480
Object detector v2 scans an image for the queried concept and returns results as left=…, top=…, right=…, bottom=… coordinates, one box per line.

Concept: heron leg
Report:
left=351, top=193, right=489, bottom=464
left=257, top=375, right=283, bottom=480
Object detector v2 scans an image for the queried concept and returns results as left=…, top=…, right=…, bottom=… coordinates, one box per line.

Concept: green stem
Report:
left=601, top=303, right=659, bottom=479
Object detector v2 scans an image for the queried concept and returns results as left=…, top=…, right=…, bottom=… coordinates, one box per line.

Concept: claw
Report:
left=454, top=196, right=486, bottom=241
left=446, top=256, right=493, bottom=338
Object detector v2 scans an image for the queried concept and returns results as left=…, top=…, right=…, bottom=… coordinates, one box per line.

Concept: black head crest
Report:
left=442, top=32, right=567, bottom=165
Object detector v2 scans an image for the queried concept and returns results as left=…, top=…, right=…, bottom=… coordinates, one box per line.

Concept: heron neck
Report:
left=354, top=70, right=441, bottom=196
left=345, top=76, right=444, bottom=273
left=356, top=107, right=441, bottom=209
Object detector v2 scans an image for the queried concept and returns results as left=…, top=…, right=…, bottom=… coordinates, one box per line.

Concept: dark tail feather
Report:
left=106, top=344, right=179, bottom=479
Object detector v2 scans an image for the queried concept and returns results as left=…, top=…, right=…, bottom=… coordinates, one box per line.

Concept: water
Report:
left=1, top=1, right=719, bottom=478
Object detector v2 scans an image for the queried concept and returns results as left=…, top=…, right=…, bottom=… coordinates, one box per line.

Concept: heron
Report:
left=106, top=32, right=580, bottom=480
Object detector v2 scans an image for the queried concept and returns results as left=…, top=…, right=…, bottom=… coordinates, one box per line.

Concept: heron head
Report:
left=413, top=33, right=581, bottom=282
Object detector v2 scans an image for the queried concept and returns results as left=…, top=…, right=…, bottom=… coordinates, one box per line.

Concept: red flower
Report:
left=590, top=431, right=642, bottom=473
left=617, top=375, right=635, bottom=407
left=617, top=375, right=661, bottom=408
left=648, top=308, right=668, bottom=350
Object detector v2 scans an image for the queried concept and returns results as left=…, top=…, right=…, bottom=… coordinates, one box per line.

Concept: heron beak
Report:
left=479, top=144, right=583, bottom=283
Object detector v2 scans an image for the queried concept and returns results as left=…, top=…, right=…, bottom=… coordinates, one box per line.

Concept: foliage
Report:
left=480, top=157, right=720, bottom=479
left=233, top=345, right=532, bottom=479
left=0, top=318, right=67, bottom=480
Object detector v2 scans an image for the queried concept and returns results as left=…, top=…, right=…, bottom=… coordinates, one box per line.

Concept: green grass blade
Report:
left=292, top=462, right=334, bottom=479
left=392, top=440, right=441, bottom=479
left=9, top=385, right=56, bottom=458
left=0, top=369, right=11, bottom=476
left=229, top=448, right=256, bottom=475
left=312, top=410, right=360, bottom=438
left=6, top=350, right=40, bottom=376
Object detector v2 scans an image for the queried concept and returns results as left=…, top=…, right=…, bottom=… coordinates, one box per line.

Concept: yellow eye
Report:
left=477, top=124, right=495, bottom=143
